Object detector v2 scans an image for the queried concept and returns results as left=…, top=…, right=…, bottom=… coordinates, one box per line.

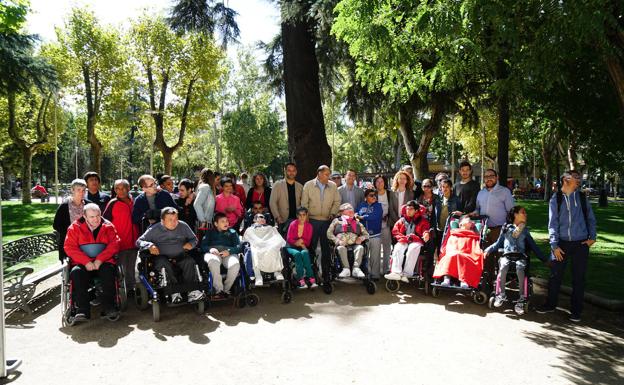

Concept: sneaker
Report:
left=255, top=277, right=264, bottom=287
left=569, top=314, right=581, bottom=323
left=400, top=275, right=409, bottom=283
left=534, top=305, right=556, bottom=314
left=352, top=267, right=365, bottom=278
left=459, top=281, right=469, bottom=289
left=298, top=278, right=307, bottom=288
left=188, top=290, right=205, bottom=302
left=338, top=268, right=351, bottom=278
left=171, top=293, right=183, bottom=304
left=494, top=295, right=505, bottom=308
left=384, top=272, right=401, bottom=280
left=514, top=302, right=526, bottom=316
left=308, top=277, right=318, bottom=288
left=73, top=312, right=89, bottom=323
left=440, top=277, right=451, bottom=287
left=213, top=292, right=228, bottom=300
left=274, top=272, right=285, bottom=281
left=101, top=309, right=120, bottom=321
left=90, top=297, right=101, bottom=307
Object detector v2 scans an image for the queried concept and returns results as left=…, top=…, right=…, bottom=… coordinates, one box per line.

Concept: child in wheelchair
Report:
left=327, top=203, right=370, bottom=278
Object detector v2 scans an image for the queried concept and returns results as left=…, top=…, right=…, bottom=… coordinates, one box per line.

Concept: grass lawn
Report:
left=519, top=199, right=624, bottom=300
left=2, top=201, right=59, bottom=273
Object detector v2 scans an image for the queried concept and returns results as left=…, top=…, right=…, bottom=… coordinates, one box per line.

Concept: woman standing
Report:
left=388, top=170, right=415, bottom=230
left=373, top=174, right=393, bottom=275
left=245, top=172, right=272, bottom=210
left=194, top=168, right=216, bottom=233
left=53, top=179, right=89, bottom=262
left=417, top=178, right=439, bottom=224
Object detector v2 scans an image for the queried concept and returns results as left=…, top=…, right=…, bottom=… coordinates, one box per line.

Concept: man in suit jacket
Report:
left=338, top=169, right=365, bottom=210
left=269, top=163, right=303, bottom=233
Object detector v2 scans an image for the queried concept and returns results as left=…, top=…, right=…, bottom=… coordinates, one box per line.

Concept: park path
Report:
left=2, top=276, right=623, bottom=385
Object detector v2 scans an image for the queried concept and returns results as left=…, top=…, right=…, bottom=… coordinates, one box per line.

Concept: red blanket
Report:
left=433, top=229, right=484, bottom=288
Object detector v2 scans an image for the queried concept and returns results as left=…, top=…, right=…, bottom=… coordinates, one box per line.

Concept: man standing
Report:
left=453, top=161, right=480, bottom=213
left=301, top=165, right=341, bottom=283
left=338, top=169, right=365, bottom=209
left=537, top=170, right=597, bottom=322
left=269, top=163, right=303, bottom=234
left=330, top=172, right=343, bottom=188
left=84, top=171, right=111, bottom=212
left=474, top=169, right=515, bottom=246
left=132, top=174, right=179, bottom=233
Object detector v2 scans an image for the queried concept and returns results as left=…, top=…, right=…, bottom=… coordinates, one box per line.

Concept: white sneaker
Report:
left=352, top=267, right=365, bottom=278
left=384, top=272, right=401, bottom=280
left=188, top=290, right=204, bottom=302
left=171, top=293, right=183, bottom=304
left=338, top=268, right=351, bottom=278
left=255, top=277, right=264, bottom=287
left=274, top=272, right=284, bottom=281
left=494, top=295, right=505, bottom=308
left=400, top=275, right=409, bottom=283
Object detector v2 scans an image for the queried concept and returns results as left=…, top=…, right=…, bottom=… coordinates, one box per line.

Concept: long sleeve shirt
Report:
left=215, top=193, right=244, bottom=228
left=548, top=190, right=597, bottom=250
left=475, top=184, right=515, bottom=227
left=136, top=222, right=197, bottom=258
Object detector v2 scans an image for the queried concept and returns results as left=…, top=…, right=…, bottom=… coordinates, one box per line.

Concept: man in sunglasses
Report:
left=132, top=174, right=179, bottom=233
left=536, top=170, right=597, bottom=322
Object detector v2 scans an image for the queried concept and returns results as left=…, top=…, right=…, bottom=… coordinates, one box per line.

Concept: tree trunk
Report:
left=413, top=99, right=445, bottom=180
left=541, top=131, right=557, bottom=202
left=567, top=133, right=579, bottom=171
left=398, top=104, right=418, bottom=171
left=393, top=133, right=402, bottom=171
left=86, top=115, right=103, bottom=176
left=162, top=150, right=173, bottom=176
left=281, top=12, right=331, bottom=183
left=497, top=93, right=510, bottom=188
left=605, top=25, right=624, bottom=111
left=21, top=147, right=33, bottom=204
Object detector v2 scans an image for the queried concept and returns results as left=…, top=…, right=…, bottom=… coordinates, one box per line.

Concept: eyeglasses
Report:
left=422, top=185, right=432, bottom=188
left=367, top=194, right=377, bottom=198
left=144, top=183, right=156, bottom=188
left=484, top=175, right=496, bottom=179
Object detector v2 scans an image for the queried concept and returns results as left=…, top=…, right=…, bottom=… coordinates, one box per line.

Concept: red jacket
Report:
left=392, top=205, right=430, bottom=244
left=234, top=184, right=246, bottom=204
left=64, top=218, right=120, bottom=266
left=103, top=197, right=139, bottom=251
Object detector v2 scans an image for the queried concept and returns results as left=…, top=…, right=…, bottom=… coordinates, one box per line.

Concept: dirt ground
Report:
left=2, top=276, right=623, bottom=385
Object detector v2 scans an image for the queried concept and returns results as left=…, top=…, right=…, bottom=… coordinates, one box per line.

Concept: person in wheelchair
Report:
left=64, top=203, right=121, bottom=322
left=484, top=206, right=547, bottom=315
left=136, top=207, right=204, bottom=304
left=327, top=203, right=370, bottom=279
left=240, top=200, right=274, bottom=234
left=385, top=201, right=431, bottom=283
left=201, top=213, right=241, bottom=298
left=242, top=213, right=285, bottom=286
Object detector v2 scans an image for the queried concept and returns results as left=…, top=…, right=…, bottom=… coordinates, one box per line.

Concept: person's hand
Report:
left=183, top=242, right=193, bottom=251
left=452, top=211, right=463, bottom=216
left=149, top=245, right=160, bottom=255
left=423, top=232, right=430, bottom=242
left=355, top=237, right=362, bottom=245
left=85, top=261, right=96, bottom=271
left=582, top=239, right=596, bottom=247
left=220, top=250, right=230, bottom=257
left=553, top=247, right=565, bottom=261
left=339, top=240, right=347, bottom=247
left=209, top=248, right=219, bottom=255
left=93, top=260, right=102, bottom=270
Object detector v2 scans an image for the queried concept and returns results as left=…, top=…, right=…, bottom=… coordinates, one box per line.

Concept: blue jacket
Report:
left=132, top=190, right=179, bottom=226
left=485, top=224, right=547, bottom=262
left=356, top=201, right=383, bottom=236
left=433, top=195, right=460, bottom=231
left=548, top=190, right=597, bottom=250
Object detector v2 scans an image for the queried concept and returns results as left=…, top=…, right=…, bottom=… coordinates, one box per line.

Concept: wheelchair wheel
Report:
left=236, top=293, right=247, bottom=308
left=152, top=301, right=161, bottom=322
left=195, top=300, right=205, bottom=315
left=366, top=280, right=376, bottom=295
left=281, top=291, right=292, bottom=304
left=117, top=274, right=128, bottom=312
left=488, top=296, right=495, bottom=309
left=322, top=282, right=334, bottom=295
left=431, top=286, right=440, bottom=298
left=423, top=276, right=431, bottom=296
left=385, top=279, right=400, bottom=293
left=135, top=284, right=149, bottom=310
left=523, top=300, right=530, bottom=313
left=246, top=293, right=260, bottom=307
left=473, top=291, right=488, bottom=305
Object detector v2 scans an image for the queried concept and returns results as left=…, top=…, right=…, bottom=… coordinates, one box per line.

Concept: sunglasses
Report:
left=422, top=185, right=432, bottom=188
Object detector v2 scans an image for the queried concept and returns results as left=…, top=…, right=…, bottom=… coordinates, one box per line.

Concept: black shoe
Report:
left=535, top=305, right=556, bottom=314
left=569, top=314, right=581, bottom=323
left=101, top=309, right=120, bottom=321
left=73, top=312, right=89, bottom=323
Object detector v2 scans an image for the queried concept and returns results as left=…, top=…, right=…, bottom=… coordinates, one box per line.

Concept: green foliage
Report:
left=0, top=0, right=29, bottom=33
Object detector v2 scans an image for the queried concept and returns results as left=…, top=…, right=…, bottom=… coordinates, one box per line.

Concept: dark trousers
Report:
left=483, top=226, right=502, bottom=281
left=153, top=254, right=198, bottom=285
left=71, top=263, right=116, bottom=314
left=546, top=240, right=589, bottom=316
left=309, top=219, right=331, bottom=282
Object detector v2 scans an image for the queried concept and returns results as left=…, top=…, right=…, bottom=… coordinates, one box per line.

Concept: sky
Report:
left=25, top=0, right=281, bottom=60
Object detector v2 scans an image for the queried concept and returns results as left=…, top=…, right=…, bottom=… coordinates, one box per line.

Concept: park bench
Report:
left=2, top=232, right=62, bottom=314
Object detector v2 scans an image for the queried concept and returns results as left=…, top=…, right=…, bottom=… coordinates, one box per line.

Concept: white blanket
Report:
left=243, top=225, right=286, bottom=273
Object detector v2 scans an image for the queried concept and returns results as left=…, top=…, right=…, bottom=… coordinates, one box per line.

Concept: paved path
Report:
left=3, top=276, right=623, bottom=385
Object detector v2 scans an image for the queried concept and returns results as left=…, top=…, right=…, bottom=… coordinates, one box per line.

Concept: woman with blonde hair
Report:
left=388, top=170, right=415, bottom=229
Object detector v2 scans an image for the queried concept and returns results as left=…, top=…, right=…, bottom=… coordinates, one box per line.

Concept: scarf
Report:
left=341, top=215, right=357, bottom=233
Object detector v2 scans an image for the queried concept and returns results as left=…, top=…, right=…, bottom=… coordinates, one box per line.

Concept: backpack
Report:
left=556, top=190, right=589, bottom=238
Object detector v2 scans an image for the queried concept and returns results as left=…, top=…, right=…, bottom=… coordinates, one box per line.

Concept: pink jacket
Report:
left=215, top=193, right=244, bottom=227
left=286, top=219, right=313, bottom=248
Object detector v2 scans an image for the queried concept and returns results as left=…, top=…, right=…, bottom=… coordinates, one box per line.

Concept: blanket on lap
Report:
left=243, top=225, right=286, bottom=273
left=433, top=229, right=484, bottom=288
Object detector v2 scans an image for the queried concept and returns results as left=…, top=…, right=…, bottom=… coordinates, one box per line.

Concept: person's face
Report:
left=214, top=176, right=221, bottom=187
left=422, top=181, right=433, bottom=194
left=441, top=183, right=451, bottom=197
left=252, top=204, right=264, bottom=214
left=366, top=193, right=377, bottom=205
left=342, top=208, right=355, bottom=218
left=162, top=213, right=179, bottom=231
left=178, top=184, right=189, bottom=199
left=459, top=166, right=471, bottom=180
left=484, top=172, right=498, bottom=188
left=222, top=182, right=233, bottom=194
left=374, top=177, right=385, bottom=191
left=564, top=174, right=581, bottom=190
left=460, top=218, right=475, bottom=230
left=72, top=185, right=86, bottom=201
left=318, top=170, right=330, bottom=184
left=114, top=183, right=129, bottom=199
left=297, top=211, right=308, bottom=222
left=345, top=171, right=356, bottom=185
left=254, top=175, right=264, bottom=187
left=404, top=167, right=414, bottom=179
left=405, top=206, right=416, bottom=217
left=84, top=209, right=102, bottom=228
left=436, top=175, right=448, bottom=188
left=86, top=177, right=99, bottom=192
left=162, top=179, right=174, bottom=193
left=331, top=175, right=342, bottom=185
left=215, top=217, right=229, bottom=231
left=397, top=174, right=407, bottom=187
left=142, top=178, right=157, bottom=196
left=254, top=215, right=266, bottom=225
left=285, top=165, right=297, bottom=180
left=516, top=208, right=528, bottom=222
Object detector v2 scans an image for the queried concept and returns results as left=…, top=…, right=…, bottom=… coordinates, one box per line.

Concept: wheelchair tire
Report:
left=488, top=296, right=495, bottom=309
left=152, top=301, right=161, bottom=322
left=366, top=280, right=376, bottom=295
left=473, top=291, right=488, bottom=305
left=523, top=301, right=530, bottom=313
left=431, top=286, right=440, bottom=298
left=424, top=276, right=431, bottom=296
left=246, top=293, right=260, bottom=307
left=236, top=293, right=247, bottom=308
left=281, top=291, right=292, bottom=304
left=385, top=279, right=399, bottom=293
left=135, top=284, right=149, bottom=310
left=118, top=275, right=128, bottom=312
left=322, top=282, right=333, bottom=295
left=195, top=300, right=205, bottom=315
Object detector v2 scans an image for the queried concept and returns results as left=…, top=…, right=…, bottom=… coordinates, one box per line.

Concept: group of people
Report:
left=52, top=162, right=597, bottom=323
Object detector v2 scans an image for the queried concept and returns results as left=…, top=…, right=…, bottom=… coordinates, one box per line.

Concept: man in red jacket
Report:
left=103, top=179, right=139, bottom=292
left=65, top=203, right=121, bottom=322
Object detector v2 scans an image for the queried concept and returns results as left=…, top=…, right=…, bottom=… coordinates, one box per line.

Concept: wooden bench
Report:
left=3, top=232, right=62, bottom=314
